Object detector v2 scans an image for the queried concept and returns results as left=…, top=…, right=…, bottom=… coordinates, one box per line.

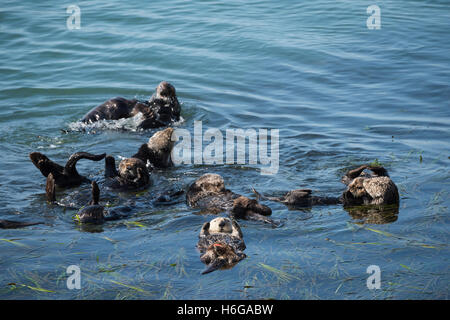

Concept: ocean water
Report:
left=0, top=0, right=449, bottom=299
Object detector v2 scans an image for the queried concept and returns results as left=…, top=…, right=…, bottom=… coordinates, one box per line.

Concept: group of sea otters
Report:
left=2, top=81, right=400, bottom=274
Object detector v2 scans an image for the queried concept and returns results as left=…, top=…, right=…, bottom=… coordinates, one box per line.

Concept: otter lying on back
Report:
left=252, top=164, right=399, bottom=208
left=197, top=217, right=246, bottom=274
left=81, top=81, right=181, bottom=130
left=46, top=173, right=127, bottom=224
left=252, top=187, right=340, bottom=208
left=29, top=151, right=106, bottom=188
left=186, top=173, right=276, bottom=225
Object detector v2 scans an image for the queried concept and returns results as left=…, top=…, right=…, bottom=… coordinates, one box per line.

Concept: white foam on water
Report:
left=67, top=113, right=185, bottom=133
left=68, top=113, right=146, bottom=133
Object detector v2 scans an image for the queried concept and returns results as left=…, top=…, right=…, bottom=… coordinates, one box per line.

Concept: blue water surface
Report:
left=0, top=0, right=449, bottom=299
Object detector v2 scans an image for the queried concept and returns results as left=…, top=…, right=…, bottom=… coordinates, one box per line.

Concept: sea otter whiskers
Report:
left=30, top=151, right=106, bottom=188
left=81, top=81, right=181, bottom=130
left=197, top=217, right=246, bottom=274
left=342, top=165, right=399, bottom=206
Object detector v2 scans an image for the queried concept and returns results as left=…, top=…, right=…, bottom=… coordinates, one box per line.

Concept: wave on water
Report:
left=67, top=113, right=185, bottom=134
left=67, top=113, right=146, bottom=133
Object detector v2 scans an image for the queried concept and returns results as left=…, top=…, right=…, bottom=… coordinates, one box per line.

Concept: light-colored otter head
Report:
left=347, top=177, right=367, bottom=199
left=193, top=173, right=226, bottom=194
left=147, top=127, right=175, bottom=154
left=200, top=242, right=246, bottom=275
left=208, top=217, right=233, bottom=234
left=200, top=217, right=243, bottom=239
left=155, top=81, right=176, bottom=100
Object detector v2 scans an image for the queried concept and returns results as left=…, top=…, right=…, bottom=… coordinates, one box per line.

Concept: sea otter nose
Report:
left=219, top=220, right=226, bottom=228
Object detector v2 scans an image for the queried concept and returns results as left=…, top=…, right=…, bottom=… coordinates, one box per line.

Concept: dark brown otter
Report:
left=75, top=180, right=106, bottom=224
left=197, top=217, right=246, bottom=274
left=341, top=165, right=399, bottom=206
left=104, top=127, right=175, bottom=190
left=105, top=156, right=151, bottom=191
left=230, top=196, right=275, bottom=224
left=81, top=81, right=181, bottom=130
left=0, top=220, right=43, bottom=229
left=29, top=151, right=106, bottom=188
left=252, top=187, right=340, bottom=208
left=46, top=174, right=126, bottom=224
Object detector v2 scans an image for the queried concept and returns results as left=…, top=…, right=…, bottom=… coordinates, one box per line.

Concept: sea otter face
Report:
left=208, top=217, right=233, bottom=234
left=200, top=242, right=246, bottom=274
left=29, top=152, right=52, bottom=175
left=347, top=177, right=368, bottom=199
left=118, top=158, right=149, bottom=184
left=193, top=174, right=226, bottom=194
left=156, top=81, right=176, bottom=99
left=343, top=177, right=369, bottom=205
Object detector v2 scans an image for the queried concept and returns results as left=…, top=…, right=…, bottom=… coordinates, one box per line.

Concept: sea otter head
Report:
left=343, top=177, right=369, bottom=205
left=118, top=158, right=150, bottom=186
left=29, top=152, right=52, bottom=175
left=155, top=81, right=177, bottom=100
left=191, top=174, right=226, bottom=194
left=147, top=127, right=175, bottom=166
left=208, top=217, right=233, bottom=234
left=200, top=242, right=246, bottom=275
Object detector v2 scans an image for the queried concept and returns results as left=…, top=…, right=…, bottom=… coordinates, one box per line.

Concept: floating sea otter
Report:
left=29, top=151, right=106, bottom=188
left=46, top=173, right=127, bottom=224
left=341, top=165, right=399, bottom=206
left=252, top=187, right=340, bottom=208
left=252, top=164, right=399, bottom=210
left=104, top=128, right=175, bottom=190
left=81, top=81, right=181, bottom=130
left=186, top=173, right=276, bottom=225
left=197, top=217, right=246, bottom=274
left=0, top=220, right=43, bottom=229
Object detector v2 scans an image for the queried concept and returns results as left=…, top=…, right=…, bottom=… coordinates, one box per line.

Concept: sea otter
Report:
left=186, top=173, right=277, bottom=225
left=81, top=81, right=181, bottom=130
left=131, top=127, right=175, bottom=168
left=341, top=165, right=399, bottom=206
left=46, top=173, right=127, bottom=224
left=0, top=220, right=43, bottom=229
left=251, top=164, right=399, bottom=209
left=252, top=187, right=341, bottom=208
left=29, top=151, right=106, bottom=188
left=197, top=217, right=246, bottom=274
left=104, top=128, right=175, bottom=190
